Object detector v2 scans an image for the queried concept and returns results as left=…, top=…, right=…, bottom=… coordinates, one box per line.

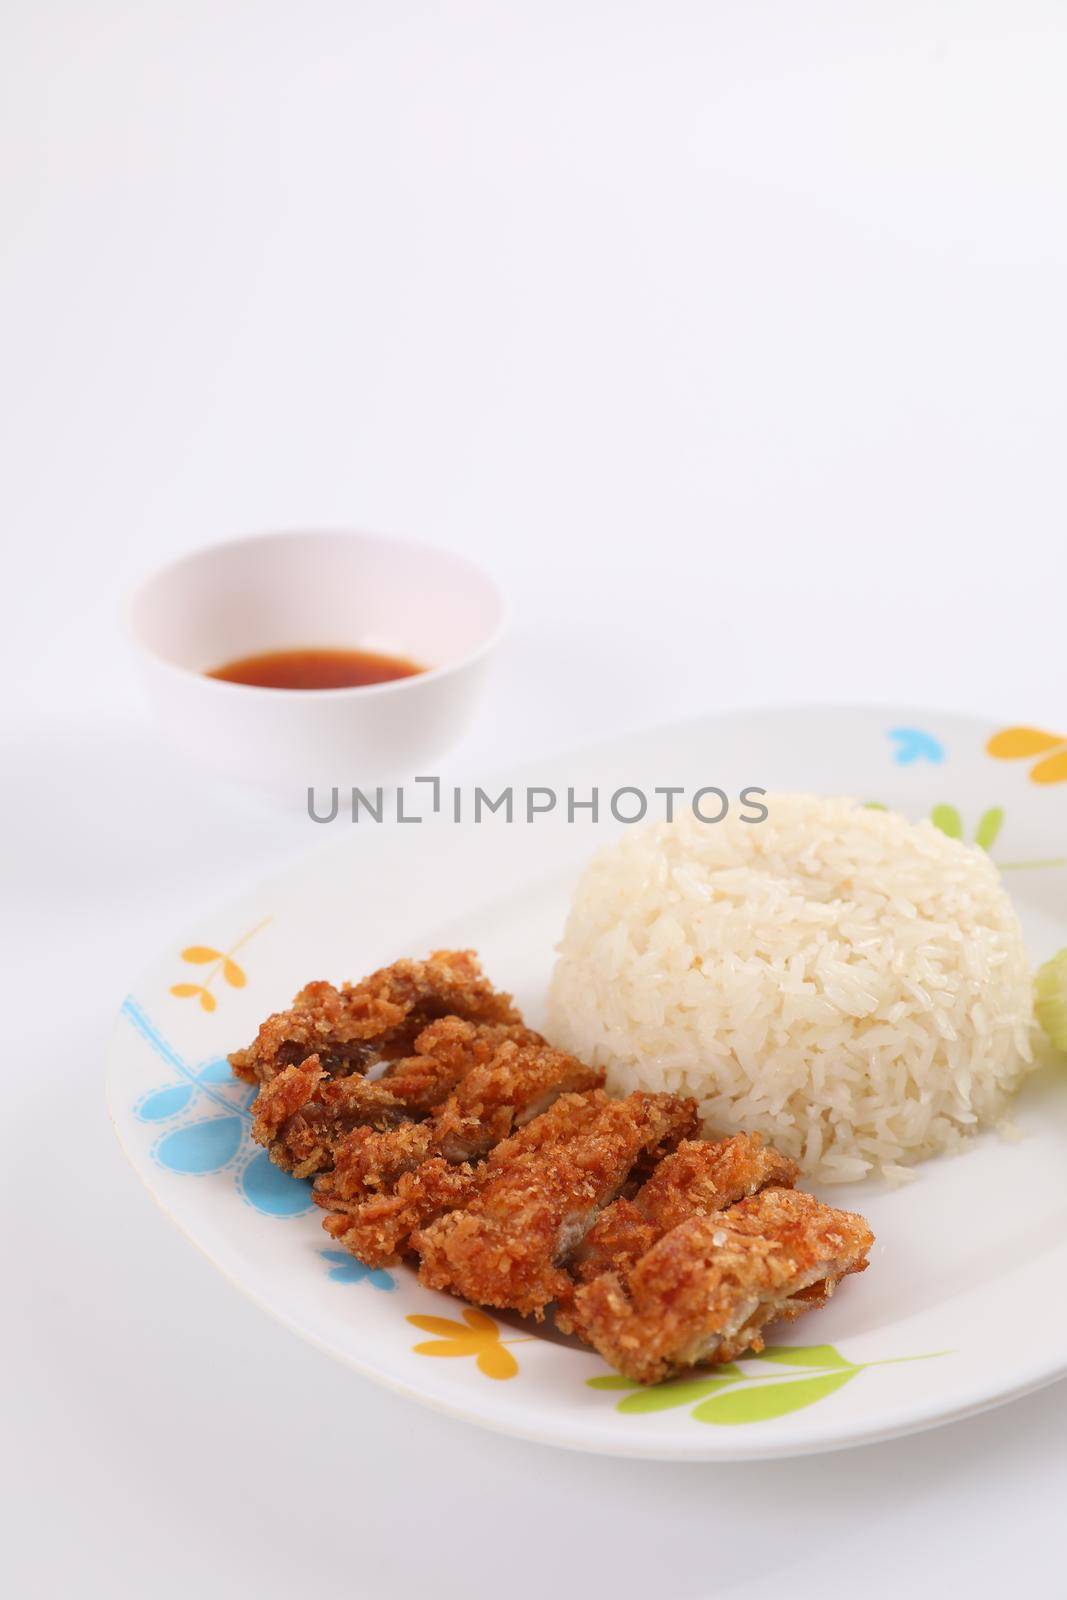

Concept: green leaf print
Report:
left=587, top=1343, right=949, bottom=1425
left=692, top=1369, right=858, bottom=1425
left=930, top=804, right=963, bottom=840
left=975, top=807, right=1005, bottom=852
left=617, top=1376, right=740, bottom=1414
left=755, top=1343, right=851, bottom=1370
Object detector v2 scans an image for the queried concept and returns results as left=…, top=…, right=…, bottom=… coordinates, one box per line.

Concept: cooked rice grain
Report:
left=546, top=796, right=1034, bottom=1182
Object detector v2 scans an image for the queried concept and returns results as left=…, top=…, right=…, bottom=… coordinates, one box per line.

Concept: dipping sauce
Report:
left=207, top=647, right=425, bottom=690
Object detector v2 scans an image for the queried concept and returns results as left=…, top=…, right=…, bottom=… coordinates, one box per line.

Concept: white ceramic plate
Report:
left=107, top=706, right=1067, bottom=1460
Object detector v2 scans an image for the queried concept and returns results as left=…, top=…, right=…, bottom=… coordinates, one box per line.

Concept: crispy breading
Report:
left=250, top=1055, right=409, bottom=1178
left=431, top=1041, right=602, bottom=1162
left=321, top=1158, right=481, bottom=1266
left=248, top=1017, right=540, bottom=1177
left=486, top=1089, right=611, bottom=1162
left=380, top=1017, right=543, bottom=1112
left=315, top=1041, right=603, bottom=1207
left=638, top=1135, right=799, bottom=1232
left=317, top=1120, right=435, bottom=1203
left=570, top=1186, right=874, bottom=1384
left=230, top=980, right=376, bottom=1085
left=568, top=1133, right=799, bottom=1290
left=229, top=950, right=522, bottom=1083
left=414, top=1092, right=699, bottom=1319
left=319, top=1091, right=611, bottom=1266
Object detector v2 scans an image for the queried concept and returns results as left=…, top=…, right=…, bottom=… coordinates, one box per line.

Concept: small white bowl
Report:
left=127, top=530, right=506, bottom=796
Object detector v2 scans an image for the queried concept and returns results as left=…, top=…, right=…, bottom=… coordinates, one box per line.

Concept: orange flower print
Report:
left=987, top=727, right=1067, bottom=785
left=170, top=918, right=271, bottom=1012
left=407, top=1308, right=527, bottom=1380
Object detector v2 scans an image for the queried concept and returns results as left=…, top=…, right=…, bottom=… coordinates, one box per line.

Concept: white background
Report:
left=3, top=4, right=1066, bottom=1597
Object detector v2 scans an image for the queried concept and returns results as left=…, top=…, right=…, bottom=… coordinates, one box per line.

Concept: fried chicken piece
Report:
left=571, top=1186, right=874, bottom=1384
left=486, top=1089, right=611, bottom=1162
left=315, top=1041, right=603, bottom=1207
left=413, top=1092, right=699, bottom=1319
left=249, top=1017, right=540, bottom=1178
left=380, top=1017, right=543, bottom=1112
left=638, top=1135, right=800, bottom=1230
left=250, top=1055, right=409, bottom=1178
left=321, top=1091, right=612, bottom=1267
left=229, top=950, right=522, bottom=1083
left=431, top=1040, right=603, bottom=1163
left=567, top=1134, right=799, bottom=1290
left=230, top=981, right=376, bottom=1085
left=317, top=1120, right=437, bottom=1204
left=322, top=1158, right=482, bottom=1265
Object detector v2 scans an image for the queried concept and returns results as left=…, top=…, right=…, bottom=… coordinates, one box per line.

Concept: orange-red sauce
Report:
left=208, top=647, right=425, bottom=690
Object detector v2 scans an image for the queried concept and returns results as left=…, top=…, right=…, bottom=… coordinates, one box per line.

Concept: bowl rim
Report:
left=123, top=528, right=509, bottom=700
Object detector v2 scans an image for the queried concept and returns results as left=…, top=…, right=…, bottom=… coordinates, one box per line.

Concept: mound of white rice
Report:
left=547, top=795, right=1034, bottom=1182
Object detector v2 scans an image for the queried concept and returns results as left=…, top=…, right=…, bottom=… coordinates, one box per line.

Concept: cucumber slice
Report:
left=1035, top=948, right=1067, bottom=1053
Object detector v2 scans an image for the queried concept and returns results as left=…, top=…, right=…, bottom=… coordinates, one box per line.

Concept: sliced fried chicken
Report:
left=314, top=1041, right=603, bottom=1209
left=316, top=1120, right=437, bottom=1207
left=570, top=1186, right=874, bottom=1384
left=250, top=1055, right=410, bottom=1178
left=229, top=950, right=522, bottom=1084
left=379, top=1017, right=543, bottom=1112
left=485, top=1089, right=611, bottom=1162
left=320, top=1091, right=611, bottom=1267
left=413, top=1092, right=698, bottom=1319
left=249, top=1017, right=540, bottom=1177
left=230, top=980, right=378, bottom=1085
left=566, top=1133, right=799, bottom=1293
left=430, top=1040, right=602, bottom=1163
left=235, top=950, right=874, bottom=1377
left=322, top=1158, right=483, bottom=1265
